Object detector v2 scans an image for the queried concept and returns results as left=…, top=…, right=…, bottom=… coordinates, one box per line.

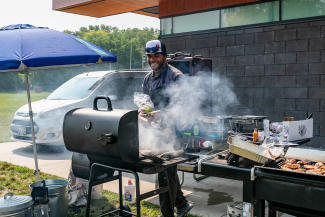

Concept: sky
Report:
left=0, top=0, right=160, bottom=32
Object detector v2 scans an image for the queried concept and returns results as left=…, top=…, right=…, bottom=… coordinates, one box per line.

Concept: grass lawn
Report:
left=0, top=91, right=50, bottom=143
left=0, top=161, right=201, bottom=217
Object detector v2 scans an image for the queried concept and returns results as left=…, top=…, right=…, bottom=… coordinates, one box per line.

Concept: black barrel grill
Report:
left=63, top=96, right=198, bottom=216
left=253, top=158, right=325, bottom=217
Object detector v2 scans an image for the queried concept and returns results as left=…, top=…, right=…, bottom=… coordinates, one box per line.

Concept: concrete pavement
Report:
left=0, top=142, right=293, bottom=217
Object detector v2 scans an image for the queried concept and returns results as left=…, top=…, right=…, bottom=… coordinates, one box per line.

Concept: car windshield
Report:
left=47, top=76, right=103, bottom=100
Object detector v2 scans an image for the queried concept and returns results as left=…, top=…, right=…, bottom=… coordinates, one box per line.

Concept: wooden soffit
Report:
left=53, top=0, right=261, bottom=18
left=53, top=0, right=161, bottom=18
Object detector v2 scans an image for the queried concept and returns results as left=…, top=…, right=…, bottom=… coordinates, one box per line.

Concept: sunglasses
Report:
left=145, top=47, right=161, bottom=53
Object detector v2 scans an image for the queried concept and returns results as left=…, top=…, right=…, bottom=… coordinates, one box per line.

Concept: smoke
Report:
left=138, top=70, right=238, bottom=153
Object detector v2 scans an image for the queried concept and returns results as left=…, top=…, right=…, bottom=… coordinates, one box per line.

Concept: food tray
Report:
left=228, top=136, right=275, bottom=165
left=199, top=116, right=219, bottom=124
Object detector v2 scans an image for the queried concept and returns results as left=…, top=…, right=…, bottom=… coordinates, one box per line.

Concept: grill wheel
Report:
left=120, top=204, right=132, bottom=217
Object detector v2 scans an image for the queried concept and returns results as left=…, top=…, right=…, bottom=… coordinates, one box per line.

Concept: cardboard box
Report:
left=280, top=119, right=313, bottom=142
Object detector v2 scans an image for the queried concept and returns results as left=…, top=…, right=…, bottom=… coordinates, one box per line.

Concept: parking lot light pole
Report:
left=130, top=46, right=132, bottom=70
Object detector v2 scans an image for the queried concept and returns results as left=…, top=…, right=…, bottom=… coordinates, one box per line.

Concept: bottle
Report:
left=253, top=129, right=258, bottom=142
left=258, top=130, right=264, bottom=142
left=202, top=141, right=212, bottom=148
left=281, top=135, right=288, bottom=144
left=124, top=178, right=135, bottom=203
left=194, top=126, right=199, bottom=136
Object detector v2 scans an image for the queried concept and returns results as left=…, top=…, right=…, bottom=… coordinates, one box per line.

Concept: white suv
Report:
left=10, top=70, right=148, bottom=145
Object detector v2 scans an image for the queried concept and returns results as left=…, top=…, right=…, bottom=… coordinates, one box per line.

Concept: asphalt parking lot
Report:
left=0, top=141, right=293, bottom=217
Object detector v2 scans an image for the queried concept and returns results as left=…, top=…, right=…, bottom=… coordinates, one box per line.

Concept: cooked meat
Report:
left=285, top=163, right=301, bottom=169
left=306, top=169, right=322, bottom=175
left=297, top=160, right=310, bottom=165
left=280, top=166, right=292, bottom=171
left=295, top=168, right=306, bottom=173
left=285, top=159, right=296, bottom=164
left=303, top=165, right=319, bottom=170
left=315, top=162, right=324, bottom=167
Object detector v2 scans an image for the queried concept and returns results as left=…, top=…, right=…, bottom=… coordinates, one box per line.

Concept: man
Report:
left=138, top=39, right=193, bottom=217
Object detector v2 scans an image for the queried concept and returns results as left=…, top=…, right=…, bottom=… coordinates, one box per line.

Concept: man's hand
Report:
left=147, top=110, right=161, bottom=122
left=138, top=109, right=161, bottom=123
left=139, top=150, right=154, bottom=156
left=138, top=109, right=149, bottom=123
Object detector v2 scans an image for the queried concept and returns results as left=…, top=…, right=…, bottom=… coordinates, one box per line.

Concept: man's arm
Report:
left=138, top=77, right=150, bottom=121
left=142, top=77, right=149, bottom=95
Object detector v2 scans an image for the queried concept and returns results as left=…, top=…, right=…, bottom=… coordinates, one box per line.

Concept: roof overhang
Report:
left=53, top=0, right=261, bottom=18
left=53, top=0, right=160, bottom=18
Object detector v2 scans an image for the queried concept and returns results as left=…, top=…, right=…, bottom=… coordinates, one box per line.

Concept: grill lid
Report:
left=285, top=147, right=325, bottom=163
left=0, top=193, right=33, bottom=213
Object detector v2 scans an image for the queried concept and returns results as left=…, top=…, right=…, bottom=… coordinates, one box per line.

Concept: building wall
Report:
left=159, top=0, right=260, bottom=17
left=159, top=19, right=325, bottom=148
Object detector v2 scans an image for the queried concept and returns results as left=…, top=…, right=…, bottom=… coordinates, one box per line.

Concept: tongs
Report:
left=140, top=154, right=164, bottom=163
left=140, top=150, right=185, bottom=163
left=157, top=149, right=184, bottom=158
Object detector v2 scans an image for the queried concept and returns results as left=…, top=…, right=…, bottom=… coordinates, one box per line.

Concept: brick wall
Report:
left=159, top=19, right=325, bottom=148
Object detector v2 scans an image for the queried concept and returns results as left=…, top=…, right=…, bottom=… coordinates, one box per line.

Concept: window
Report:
left=47, top=76, right=104, bottom=100
left=221, top=1, right=279, bottom=27
left=96, top=78, right=143, bottom=109
left=161, top=18, right=172, bottom=35
left=173, top=10, right=220, bottom=34
left=282, top=0, right=325, bottom=20
left=160, top=0, right=325, bottom=35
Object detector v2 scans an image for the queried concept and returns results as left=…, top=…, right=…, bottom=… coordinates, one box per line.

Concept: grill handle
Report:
left=98, top=133, right=115, bottom=145
left=93, top=95, right=113, bottom=111
left=174, top=52, right=184, bottom=60
left=4, top=193, right=13, bottom=199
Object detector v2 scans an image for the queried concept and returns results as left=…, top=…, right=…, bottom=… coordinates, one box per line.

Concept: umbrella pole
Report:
left=24, top=66, right=40, bottom=181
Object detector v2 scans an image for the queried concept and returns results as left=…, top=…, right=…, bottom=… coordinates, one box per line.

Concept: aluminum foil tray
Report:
left=228, top=137, right=275, bottom=165
left=199, top=116, right=219, bottom=124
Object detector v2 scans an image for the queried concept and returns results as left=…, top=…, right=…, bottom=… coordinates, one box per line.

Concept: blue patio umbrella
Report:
left=0, top=24, right=117, bottom=180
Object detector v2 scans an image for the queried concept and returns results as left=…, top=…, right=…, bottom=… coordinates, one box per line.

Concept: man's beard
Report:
left=150, top=60, right=165, bottom=71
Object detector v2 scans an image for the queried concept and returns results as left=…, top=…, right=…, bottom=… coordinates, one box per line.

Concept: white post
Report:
left=24, top=66, right=40, bottom=181
left=142, top=53, right=144, bottom=70
left=130, top=46, right=132, bottom=69
left=109, top=50, right=112, bottom=71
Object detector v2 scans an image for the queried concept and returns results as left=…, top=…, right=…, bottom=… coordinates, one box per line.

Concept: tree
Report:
left=63, top=25, right=159, bottom=69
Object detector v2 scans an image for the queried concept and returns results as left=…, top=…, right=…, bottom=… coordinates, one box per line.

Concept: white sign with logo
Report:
left=279, top=119, right=313, bottom=142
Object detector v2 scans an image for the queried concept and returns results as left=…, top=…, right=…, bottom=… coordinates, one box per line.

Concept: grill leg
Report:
left=256, top=199, right=265, bottom=217
left=119, top=171, right=123, bottom=216
left=85, top=164, right=96, bottom=217
left=164, top=170, right=174, bottom=216
left=268, top=203, right=277, bottom=217
left=134, top=172, right=141, bottom=217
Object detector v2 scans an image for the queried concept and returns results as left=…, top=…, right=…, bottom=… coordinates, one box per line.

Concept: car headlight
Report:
left=15, top=112, right=37, bottom=118
left=39, top=106, right=73, bottom=119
